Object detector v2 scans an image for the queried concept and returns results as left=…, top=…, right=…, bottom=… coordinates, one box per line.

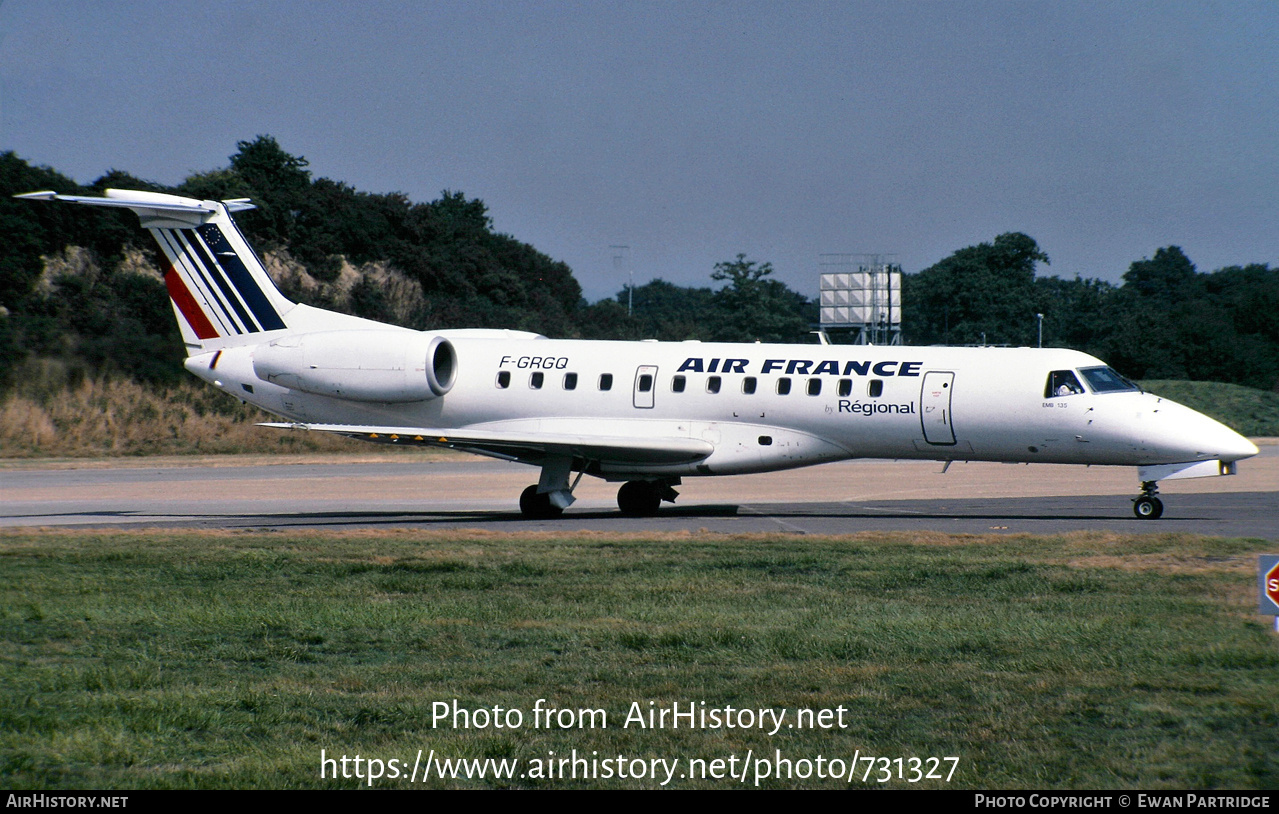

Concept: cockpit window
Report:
left=1078, top=366, right=1140, bottom=394
left=1045, top=370, right=1084, bottom=398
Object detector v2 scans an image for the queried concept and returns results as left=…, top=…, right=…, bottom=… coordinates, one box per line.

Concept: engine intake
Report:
left=253, top=330, right=457, bottom=402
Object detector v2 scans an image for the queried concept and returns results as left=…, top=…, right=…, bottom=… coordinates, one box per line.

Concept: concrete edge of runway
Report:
left=4, top=450, right=1277, bottom=537
left=2, top=436, right=1276, bottom=472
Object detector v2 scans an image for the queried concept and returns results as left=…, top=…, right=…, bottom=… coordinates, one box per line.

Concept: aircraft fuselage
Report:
left=191, top=334, right=1257, bottom=480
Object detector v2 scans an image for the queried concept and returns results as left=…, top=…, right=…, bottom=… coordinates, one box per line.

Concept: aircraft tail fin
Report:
left=16, top=189, right=294, bottom=353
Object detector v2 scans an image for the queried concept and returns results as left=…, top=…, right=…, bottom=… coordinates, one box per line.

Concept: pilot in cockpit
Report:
left=1047, top=370, right=1084, bottom=397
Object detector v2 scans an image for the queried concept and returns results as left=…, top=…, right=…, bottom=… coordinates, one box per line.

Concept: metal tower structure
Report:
left=818, top=253, right=902, bottom=345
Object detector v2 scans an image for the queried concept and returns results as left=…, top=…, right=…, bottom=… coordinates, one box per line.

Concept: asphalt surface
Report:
left=4, top=445, right=1277, bottom=538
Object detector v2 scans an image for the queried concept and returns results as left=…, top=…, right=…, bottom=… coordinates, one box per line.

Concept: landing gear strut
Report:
left=519, top=454, right=582, bottom=519
left=617, top=480, right=679, bottom=516
left=1133, top=481, right=1164, bottom=520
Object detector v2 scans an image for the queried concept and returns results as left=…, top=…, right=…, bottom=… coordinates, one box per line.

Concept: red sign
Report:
left=1268, top=561, right=1279, bottom=610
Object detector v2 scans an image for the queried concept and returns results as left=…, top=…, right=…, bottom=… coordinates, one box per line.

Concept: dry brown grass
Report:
left=0, top=366, right=364, bottom=458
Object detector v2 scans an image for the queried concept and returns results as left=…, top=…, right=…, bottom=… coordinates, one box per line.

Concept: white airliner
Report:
left=19, top=189, right=1259, bottom=519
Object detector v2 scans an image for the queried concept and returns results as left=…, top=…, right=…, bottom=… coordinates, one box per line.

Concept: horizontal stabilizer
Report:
left=259, top=422, right=714, bottom=466
left=15, top=189, right=255, bottom=215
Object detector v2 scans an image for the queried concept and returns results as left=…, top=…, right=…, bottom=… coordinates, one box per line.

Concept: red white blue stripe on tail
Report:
left=152, top=223, right=287, bottom=338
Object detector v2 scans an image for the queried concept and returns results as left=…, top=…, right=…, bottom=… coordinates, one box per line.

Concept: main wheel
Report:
left=617, top=480, right=662, bottom=516
left=1133, top=496, right=1164, bottom=519
left=520, top=484, right=563, bottom=519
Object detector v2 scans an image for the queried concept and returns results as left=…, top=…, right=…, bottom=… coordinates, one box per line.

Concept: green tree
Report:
left=1032, top=274, right=1117, bottom=352
left=708, top=254, right=812, bottom=343
left=904, top=232, right=1049, bottom=345
left=0, top=152, right=80, bottom=309
left=576, top=297, right=639, bottom=340
left=226, top=135, right=312, bottom=246
left=1122, top=246, right=1197, bottom=301
left=1101, top=253, right=1279, bottom=389
left=618, top=279, right=716, bottom=340
left=0, top=154, right=174, bottom=384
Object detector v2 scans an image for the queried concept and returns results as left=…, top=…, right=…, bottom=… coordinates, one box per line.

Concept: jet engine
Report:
left=252, top=330, right=456, bottom=402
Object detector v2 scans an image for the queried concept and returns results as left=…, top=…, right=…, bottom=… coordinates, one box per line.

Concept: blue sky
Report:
left=3, top=0, right=1276, bottom=302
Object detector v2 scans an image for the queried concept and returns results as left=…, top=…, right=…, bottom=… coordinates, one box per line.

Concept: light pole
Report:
left=1037, top=313, right=1044, bottom=348
left=610, top=245, right=631, bottom=316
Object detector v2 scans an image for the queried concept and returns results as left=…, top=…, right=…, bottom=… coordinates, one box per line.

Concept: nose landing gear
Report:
left=1133, top=481, right=1164, bottom=519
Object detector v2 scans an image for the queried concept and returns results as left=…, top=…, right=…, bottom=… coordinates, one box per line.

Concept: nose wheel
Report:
left=1133, top=481, right=1164, bottom=519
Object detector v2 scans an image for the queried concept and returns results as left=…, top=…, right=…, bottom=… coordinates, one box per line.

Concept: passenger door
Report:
left=920, top=371, right=956, bottom=445
left=633, top=365, right=657, bottom=409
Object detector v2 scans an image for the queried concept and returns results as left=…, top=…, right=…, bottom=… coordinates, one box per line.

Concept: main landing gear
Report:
left=616, top=480, right=679, bottom=516
left=519, top=484, right=564, bottom=519
left=1133, top=480, right=1164, bottom=520
left=518, top=479, right=680, bottom=519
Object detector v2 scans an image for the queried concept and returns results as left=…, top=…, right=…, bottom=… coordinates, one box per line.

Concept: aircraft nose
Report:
left=1178, top=405, right=1258, bottom=462
left=1140, top=397, right=1258, bottom=463
left=1218, top=428, right=1260, bottom=462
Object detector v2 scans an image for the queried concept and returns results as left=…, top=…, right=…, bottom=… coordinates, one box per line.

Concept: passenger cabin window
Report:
left=563, top=372, right=578, bottom=390
left=868, top=380, right=883, bottom=397
left=1079, top=366, right=1141, bottom=394
left=671, top=375, right=686, bottom=392
left=838, top=378, right=852, bottom=397
left=743, top=377, right=757, bottom=394
left=777, top=378, right=792, bottom=395
left=806, top=378, right=821, bottom=396
left=1045, top=370, right=1084, bottom=398
left=599, top=373, right=613, bottom=391
left=707, top=376, right=721, bottom=394
left=638, top=374, right=653, bottom=392
left=530, top=372, right=544, bottom=389
left=496, top=371, right=511, bottom=389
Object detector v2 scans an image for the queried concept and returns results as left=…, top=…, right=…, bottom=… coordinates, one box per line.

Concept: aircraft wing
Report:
left=258, top=422, right=714, bottom=466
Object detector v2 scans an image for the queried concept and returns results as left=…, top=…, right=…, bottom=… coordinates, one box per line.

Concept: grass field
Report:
left=1139, top=380, right=1279, bottom=438
left=2, top=528, right=1276, bottom=789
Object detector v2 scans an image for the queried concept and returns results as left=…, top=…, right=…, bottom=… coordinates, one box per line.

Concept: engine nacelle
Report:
left=252, top=330, right=457, bottom=402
